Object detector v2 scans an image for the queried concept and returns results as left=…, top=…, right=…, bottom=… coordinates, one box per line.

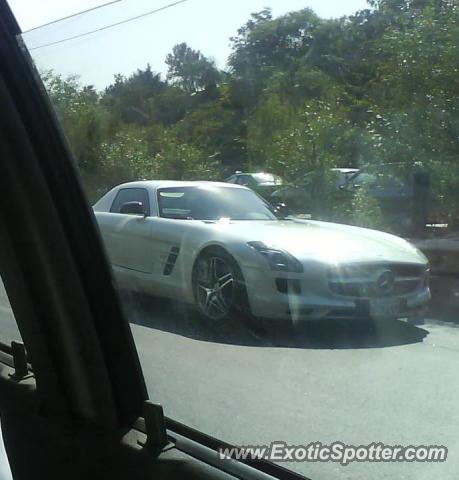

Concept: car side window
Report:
left=236, top=175, right=249, bottom=186
left=110, top=188, right=150, bottom=215
left=246, top=176, right=257, bottom=187
left=226, top=175, right=237, bottom=184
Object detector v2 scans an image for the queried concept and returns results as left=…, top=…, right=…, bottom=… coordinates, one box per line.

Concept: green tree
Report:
left=166, top=43, right=221, bottom=94
left=96, top=126, right=154, bottom=198
left=229, top=8, right=321, bottom=97
left=41, top=71, right=107, bottom=183
left=152, top=130, right=219, bottom=180
left=101, top=65, right=166, bottom=126
left=40, top=0, right=459, bottom=230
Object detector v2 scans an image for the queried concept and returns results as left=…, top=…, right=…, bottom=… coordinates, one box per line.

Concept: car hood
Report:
left=215, top=219, right=427, bottom=265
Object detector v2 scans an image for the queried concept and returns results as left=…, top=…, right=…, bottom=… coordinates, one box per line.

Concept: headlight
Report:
left=248, top=241, right=303, bottom=273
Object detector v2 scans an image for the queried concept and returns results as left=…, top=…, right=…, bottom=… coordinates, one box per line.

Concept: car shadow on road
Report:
left=123, top=292, right=429, bottom=350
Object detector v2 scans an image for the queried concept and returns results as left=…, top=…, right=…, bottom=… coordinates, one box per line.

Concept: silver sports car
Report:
left=93, top=180, right=430, bottom=325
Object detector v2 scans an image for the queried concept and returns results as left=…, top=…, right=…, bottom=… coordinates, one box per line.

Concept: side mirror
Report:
left=273, top=202, right=292, bottom=219
left=120, top=201, right=146, bottom=216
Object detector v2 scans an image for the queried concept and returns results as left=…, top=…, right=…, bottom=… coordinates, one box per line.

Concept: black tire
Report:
left=192, top=248, right=250, bottom=323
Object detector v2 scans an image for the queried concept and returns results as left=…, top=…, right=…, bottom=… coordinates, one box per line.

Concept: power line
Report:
left=23, top=0, right=123, bottom=34
left=29, top=0, right=188, bottom=51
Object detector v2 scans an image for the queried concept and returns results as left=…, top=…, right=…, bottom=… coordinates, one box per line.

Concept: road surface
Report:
left=126, top=279, right=459, bottom=480
left=1, top=278, right=459, bottom=480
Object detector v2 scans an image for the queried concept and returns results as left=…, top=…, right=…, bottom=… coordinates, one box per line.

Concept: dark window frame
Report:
left=110, top=188, right=151, bottom=216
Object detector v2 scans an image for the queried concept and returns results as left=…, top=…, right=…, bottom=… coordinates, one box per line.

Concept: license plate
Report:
left=370, top=298, right=400, bottom=319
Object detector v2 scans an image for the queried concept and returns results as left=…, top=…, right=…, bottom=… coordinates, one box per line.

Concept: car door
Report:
left=104, top=187, right=154, bottom=274
left=144, top=188, right=195, bottom=298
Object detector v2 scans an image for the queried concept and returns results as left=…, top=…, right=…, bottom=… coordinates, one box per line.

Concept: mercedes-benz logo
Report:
left=375, top=269, right=395, bottom=295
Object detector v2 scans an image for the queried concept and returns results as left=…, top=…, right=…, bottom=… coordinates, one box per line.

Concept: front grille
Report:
left=328, top=263, right=427, bottom=298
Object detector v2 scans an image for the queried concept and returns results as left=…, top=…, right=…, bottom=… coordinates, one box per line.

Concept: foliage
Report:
left=96, top=127, right=154, bottom=197
left=152, top=130, right=219, bottom=181
left=41, top=0, right=459, bottom=230
left=41, top=71, right=107, bottom=176
left=333, top=186, right=385, bottom=230
left=165, top=43, right=220, bottom=94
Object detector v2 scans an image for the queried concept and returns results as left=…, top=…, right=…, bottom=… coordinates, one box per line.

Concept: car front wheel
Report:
left=192, top=249, right=248, bottom=323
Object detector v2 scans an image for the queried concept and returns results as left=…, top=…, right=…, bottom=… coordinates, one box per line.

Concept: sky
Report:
left=8, top=0, right=370, bottom=90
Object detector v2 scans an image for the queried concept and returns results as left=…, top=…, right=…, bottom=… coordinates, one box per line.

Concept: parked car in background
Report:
left=271, top=168, right=359, bottom=215
left=345, top=167, right=431, bottom=234
left=93, top=180, right=430, bottom=327
left=332, top=168, right=361, bottom=188
left=272, top=165, right=431, bottom=235
left=225, top=171, right=285, bottom=199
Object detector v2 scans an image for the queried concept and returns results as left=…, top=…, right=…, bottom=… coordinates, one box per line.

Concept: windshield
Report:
left=351, top=170, right=412, bottom=194
left=158, top=186, right=277, bottom=220
left=252, top=173, right=284, bottom=185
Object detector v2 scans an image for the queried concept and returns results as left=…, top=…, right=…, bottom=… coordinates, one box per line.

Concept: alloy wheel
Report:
left=195, top=256, right=235, bottom=321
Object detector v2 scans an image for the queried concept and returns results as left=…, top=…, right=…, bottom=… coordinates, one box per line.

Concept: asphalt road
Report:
left=1, top=278, right=459, bottom=479
left=124, top=279, right=459, bottom=480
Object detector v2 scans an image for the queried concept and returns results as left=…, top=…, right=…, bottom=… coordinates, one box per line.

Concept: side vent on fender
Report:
left=163, top=246, right=180, bottom=275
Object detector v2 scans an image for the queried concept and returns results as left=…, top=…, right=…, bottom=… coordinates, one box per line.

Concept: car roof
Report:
left=115, top=180, right=246, bottom=190
left=331, top=168, right=360, bottom=174
left=232, top=172, right=274, bottom=176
